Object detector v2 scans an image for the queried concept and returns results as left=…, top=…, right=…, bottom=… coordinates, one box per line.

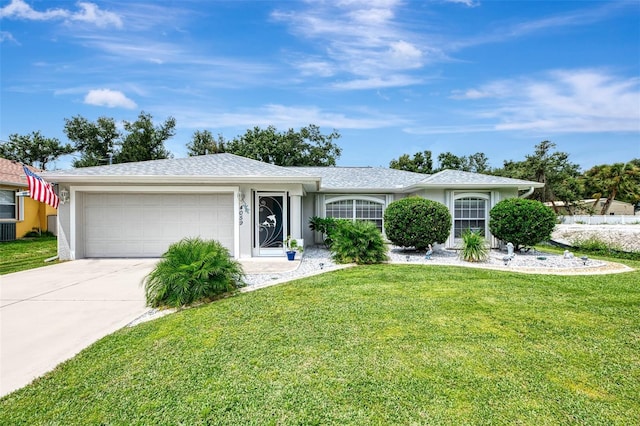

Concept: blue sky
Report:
left=1, top=0, right=639, bottom=171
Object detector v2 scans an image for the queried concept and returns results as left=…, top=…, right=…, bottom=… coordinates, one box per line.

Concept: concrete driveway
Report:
left=0, top=259, right=157, bottom=397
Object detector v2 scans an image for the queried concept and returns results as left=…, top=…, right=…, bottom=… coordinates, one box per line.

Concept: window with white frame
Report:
left=0, top=190, right=17, bottom=220
left=325, top=198, right=384, bottom=231
left=454, top=196, right=487, bottom=238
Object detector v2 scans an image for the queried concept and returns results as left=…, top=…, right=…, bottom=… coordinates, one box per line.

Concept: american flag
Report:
left=23, top=166, right=60, bottom=209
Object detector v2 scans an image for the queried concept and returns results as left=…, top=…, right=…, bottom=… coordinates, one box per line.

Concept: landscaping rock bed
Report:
left=388, top=246, right=631, bottom=275
left=243, top=243, right=633, bottom=289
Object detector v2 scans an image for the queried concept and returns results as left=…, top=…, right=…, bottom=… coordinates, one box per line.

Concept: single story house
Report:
left=0, top=157, right=57, bottom=241
left=44, top=153, right=544, bottom=260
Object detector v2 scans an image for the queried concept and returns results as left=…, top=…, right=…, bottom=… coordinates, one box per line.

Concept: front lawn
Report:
left=0, top=236, right=58, bottom=275
left=1, top=263, right=638, bottom=424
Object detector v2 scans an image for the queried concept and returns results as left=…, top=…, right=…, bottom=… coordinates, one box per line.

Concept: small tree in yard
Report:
left=384, top=197, right=451, bottom=250
left=489, top=198, right=556, bottom=251
left=330, top=221, right=388, bottom=265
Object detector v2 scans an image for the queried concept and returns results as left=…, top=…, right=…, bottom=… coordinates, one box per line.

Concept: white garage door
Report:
left=83, top=193, right=234, bottom=257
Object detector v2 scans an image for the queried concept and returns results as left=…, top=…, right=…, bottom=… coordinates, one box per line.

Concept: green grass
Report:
left=1, top=262, right=639, bottom=425
left=0, top=236, right=58, bottom=275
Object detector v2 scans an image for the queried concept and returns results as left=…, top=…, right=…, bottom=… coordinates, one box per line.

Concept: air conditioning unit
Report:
left=0, top=222, right=17, bottom=242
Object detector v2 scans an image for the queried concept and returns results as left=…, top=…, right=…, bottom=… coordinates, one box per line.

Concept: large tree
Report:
left=437, top=151, right=490, bottom=173
left=64, top=116, right=119, bottom=167
left=583, top=161, right=640, bottom=214
left=113, top=112, right=175, bottom=163
left=0, top=131, right=73, bottom=170
left=186, top=130, right=226, bottom=156
left=224, top=124, right=341, bottom=166
left=437, top=152, right=465, bottom=171
left=389, top=150, right=433, bottom=174
left=389, top=150, right=489, bottom=174
left=493, top=141, right=582, bottom=210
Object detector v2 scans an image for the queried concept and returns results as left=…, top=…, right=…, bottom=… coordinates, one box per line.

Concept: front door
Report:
left=255, top=192, right=287, bottom=256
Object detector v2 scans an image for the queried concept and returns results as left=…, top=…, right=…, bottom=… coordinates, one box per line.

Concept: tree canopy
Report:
left=389, top=151, right=434, bottom=174
left=114, top=112, right=175, bottom=163
left=583, top=161, right=640, bottom=214
left=223, top=124, right=341, bottom=166
left=437, top=152, right=490, bottom=173
left=493, top=141, right=582, bottom=210
left=186, top=130, right=226, bottom=156
left=64, top=115, right=119, bottom=167
left=389, top=150, right=490, bottom=174
left=0, top=131, right=73, bottom=170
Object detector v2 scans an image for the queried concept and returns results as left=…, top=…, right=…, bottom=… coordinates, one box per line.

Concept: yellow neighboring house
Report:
left=0, top=157, right=57, bottom=241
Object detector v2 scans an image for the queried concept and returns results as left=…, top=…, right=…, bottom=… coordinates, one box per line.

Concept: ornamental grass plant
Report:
left=460, top=229, right=489, bottom=262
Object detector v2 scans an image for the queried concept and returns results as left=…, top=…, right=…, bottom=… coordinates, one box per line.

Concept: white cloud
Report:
left=332, top=75, right=423, bottom=90
left=0, top=0, right=122, bottom=28
left=0, top=31, right=18, bottom=43
left=444, top=0, right=480, bottom=7
left=171, top=104, right=408, bottom=131
left=272, top=1, right=432, bottom=88
left=84, top=89, right=136, bottom=109
left=72, top=2, right=123, bottom=28
left=388, top=40, right=423, bottom=68
left=452, top=69, right=640, bottom=133
left=0, top=0, right=67, bottom=20
left=296, top=60, right=336, bottom=77
left=450, top=82, right=512, bottom=100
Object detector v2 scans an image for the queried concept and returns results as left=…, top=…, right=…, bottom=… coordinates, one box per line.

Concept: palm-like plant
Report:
left=144, top=238, right=244, bottom=308
left=330, top=220, right=388, bottom=265
left=585, top=162, right=640, bottom=214
left=459, top=230, right=489, bottom=262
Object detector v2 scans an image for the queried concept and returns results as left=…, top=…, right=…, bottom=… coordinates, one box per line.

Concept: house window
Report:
left=454, top=197, right=487, bottom=238
left=325, top=199, right=384, bottom=231
left=0, top=190, right=17, bottom=220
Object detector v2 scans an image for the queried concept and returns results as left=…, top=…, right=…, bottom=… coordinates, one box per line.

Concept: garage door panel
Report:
left=83, top=193, right=234, bottom=257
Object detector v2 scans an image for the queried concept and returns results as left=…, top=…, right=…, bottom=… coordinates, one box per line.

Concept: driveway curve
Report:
left=0, top=259, right=157, bottom=397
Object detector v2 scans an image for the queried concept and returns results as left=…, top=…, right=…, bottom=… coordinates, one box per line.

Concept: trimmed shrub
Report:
left=460, top=230, right=489, bottom=262
left=489, top=198, right=556, bottom=251
left=384, top=197, right=451, bottom=250
left=330, top=220, right=388, bottom=265
left=144, top=238, right=244, bottom=308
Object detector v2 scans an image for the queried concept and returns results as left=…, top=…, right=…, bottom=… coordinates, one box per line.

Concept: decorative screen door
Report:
left=255, top=192, right=287, bottom=256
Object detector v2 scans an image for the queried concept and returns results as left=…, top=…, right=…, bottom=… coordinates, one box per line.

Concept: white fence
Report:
left=559, top=215, right=640, bottom=225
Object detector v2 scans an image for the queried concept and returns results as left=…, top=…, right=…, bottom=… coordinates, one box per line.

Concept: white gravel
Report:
left=130, top=239, right=634, bottom=326
left=242, top=243, right=631, bottom=290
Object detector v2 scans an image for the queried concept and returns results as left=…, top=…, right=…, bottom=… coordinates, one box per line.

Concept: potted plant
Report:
left=284, top=235, right=303, bottom=261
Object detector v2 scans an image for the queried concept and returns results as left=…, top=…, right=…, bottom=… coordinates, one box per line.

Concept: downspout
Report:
left=519, top=186, right=535, bottom=199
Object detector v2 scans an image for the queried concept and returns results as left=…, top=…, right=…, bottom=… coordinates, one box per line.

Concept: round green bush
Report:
left=144, top=238, right=244, bottom=308
left=330, top=220, right=388, bottom=265
left=489, top=198, right=557, bottom=250
left=384, top=197, right=451, bottom=250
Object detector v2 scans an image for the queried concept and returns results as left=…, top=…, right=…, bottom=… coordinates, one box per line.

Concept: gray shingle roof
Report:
left=292, top=166, right=427, bottom=191
left=419, top=169, right=544, bottom=189
left=43, top=154, right=542, bottom=190
left=45, top=154, right=318, bottom=181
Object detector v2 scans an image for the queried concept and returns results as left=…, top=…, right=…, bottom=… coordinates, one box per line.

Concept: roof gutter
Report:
left=42, top=175, right=321, bottom=185
left=0, top=181, right=27, bottom=187
left=519, top=186, right=536, bottom=199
